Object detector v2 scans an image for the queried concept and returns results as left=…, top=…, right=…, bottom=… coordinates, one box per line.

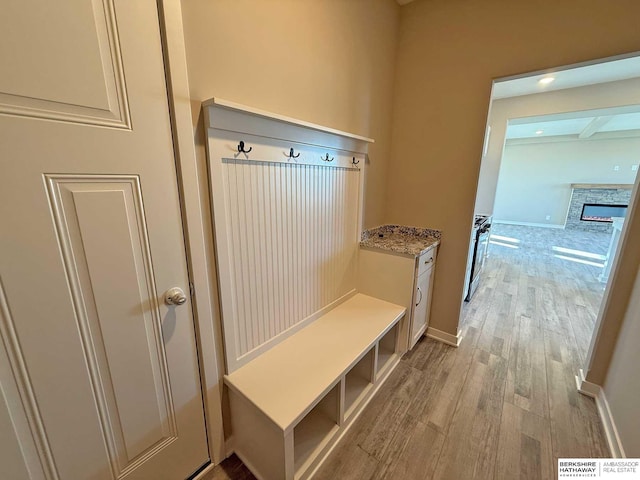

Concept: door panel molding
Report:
left=0, top=278, right=58, bottom=480
left=0, top=0, right=130, bottom=128
left=45, top=175, right=177, bottom=477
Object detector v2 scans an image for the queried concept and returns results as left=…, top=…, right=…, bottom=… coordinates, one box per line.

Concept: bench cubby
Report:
left=377, top=322, right=398, bottom=376
left=344, top=348, right=375, bottom=419
left=294, top=382, right=340, bottom=475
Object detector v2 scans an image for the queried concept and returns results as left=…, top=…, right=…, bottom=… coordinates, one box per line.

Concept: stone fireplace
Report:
left=566, top=184, right=632, bottom=233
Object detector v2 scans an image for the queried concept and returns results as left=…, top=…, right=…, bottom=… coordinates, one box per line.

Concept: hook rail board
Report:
left=203, top=98, right=371, bottom=373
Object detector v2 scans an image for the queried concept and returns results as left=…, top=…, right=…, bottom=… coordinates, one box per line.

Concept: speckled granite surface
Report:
left=360, top=225, right=441, bottom=257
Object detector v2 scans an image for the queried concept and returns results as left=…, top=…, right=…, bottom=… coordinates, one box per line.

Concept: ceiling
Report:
left=493, top=56, right=640, bottom=99
left=497, top=55, right=640, bottom=141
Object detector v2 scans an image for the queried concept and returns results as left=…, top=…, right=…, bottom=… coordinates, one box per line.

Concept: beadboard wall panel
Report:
left=223, top=160, right=359, bottom=357
left=205, top=99, right=371, bottom=373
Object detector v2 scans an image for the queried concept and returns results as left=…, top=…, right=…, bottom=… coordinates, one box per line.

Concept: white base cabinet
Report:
left=358, top=246, right=437, bottom=351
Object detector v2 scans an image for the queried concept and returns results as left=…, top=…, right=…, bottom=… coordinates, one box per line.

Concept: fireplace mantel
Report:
left=571, top=183, right=633, bottom=190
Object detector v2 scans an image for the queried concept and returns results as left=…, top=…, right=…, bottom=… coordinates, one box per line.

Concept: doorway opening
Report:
left=465, top=52, right=640, bottom=382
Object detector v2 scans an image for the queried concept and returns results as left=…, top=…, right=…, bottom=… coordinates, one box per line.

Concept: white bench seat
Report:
left=224, top=293, right=406, bottom=480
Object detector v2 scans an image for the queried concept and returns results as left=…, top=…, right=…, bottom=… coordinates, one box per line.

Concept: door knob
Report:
left=164, top=287, right=187, bottom=306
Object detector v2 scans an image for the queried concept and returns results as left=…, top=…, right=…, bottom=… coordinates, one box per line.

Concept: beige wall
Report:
left=476, top=78, right=640, bottom=215
left=180, top=0, right=400, bottom=229
left=387, top=0, right=640, bottom=340
left=494, top=137, right=639, bottom=225
left=603, top=266, right=640, bottom=456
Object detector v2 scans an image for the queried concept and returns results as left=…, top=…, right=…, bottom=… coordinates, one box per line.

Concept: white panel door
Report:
left=0, top=1, right=209, bottom=479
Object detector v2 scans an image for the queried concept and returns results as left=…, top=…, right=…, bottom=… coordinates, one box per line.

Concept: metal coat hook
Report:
left=287, top=148, right=300, bottom=159
left=237, top=141, right=252, bottom=154
left=352, top=157, right=360, bottom=166
left=322, top=153, right=334, bottom=162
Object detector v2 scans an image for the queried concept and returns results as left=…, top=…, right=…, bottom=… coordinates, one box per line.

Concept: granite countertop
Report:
left=360, top=225, right=441, bottom=257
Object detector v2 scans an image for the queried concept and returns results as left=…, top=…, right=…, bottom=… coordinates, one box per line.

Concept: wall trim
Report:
left=493, top=219, right=565, bottom=229
left=571, top=183, right=634, bottom=190
left=576, top=369, right=626, bottom=458
left=191, top=463, right=215, bottom=480
left=576, top=368, right=600, bottom=398
left=158, top=0, right=226, bottom=464
left=426, top=327, right=462, bottom=347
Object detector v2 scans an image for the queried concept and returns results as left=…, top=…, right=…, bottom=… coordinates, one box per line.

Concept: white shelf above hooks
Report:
left=203, top=97, right=375, bottom=145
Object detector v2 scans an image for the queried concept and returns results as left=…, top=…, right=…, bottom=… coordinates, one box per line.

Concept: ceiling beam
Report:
left=508, top=105, right=640, bottom=127
left=579, top=115, right=615, bottom=139
left=507, top=128, right=640, bottom=146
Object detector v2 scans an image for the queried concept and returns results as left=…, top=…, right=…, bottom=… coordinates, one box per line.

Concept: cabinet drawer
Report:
left=417, top=247, right=437, bottom=277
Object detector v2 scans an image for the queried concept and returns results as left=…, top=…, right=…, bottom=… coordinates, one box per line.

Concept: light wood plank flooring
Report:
left=203, top=224, right=611, bottom=480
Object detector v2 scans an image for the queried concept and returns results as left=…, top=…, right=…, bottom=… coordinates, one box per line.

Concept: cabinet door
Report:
left=410, top=267, right=433, bottom=348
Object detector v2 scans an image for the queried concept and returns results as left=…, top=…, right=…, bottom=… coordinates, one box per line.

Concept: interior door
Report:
left=0, top=1, right=209, bottom=479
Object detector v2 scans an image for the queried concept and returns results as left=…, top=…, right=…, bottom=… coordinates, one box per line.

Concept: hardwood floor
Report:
left=202, top=224, right=611, bottom=480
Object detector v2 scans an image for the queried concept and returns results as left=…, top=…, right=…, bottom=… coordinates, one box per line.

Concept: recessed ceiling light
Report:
left=538, top=77, right=555, bottom=85
left=536, top=130, right=544, bottom=135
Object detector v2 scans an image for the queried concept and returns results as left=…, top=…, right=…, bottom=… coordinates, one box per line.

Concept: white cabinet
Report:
left=358, top=246, right=438, bottom=352
left=409, top=254, right=434, bottom=349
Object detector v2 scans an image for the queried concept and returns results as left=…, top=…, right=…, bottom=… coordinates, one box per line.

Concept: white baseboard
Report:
left=426, top=327, right=462, bottom=347
left=493, top=220, right=565, bottom=229
left=597, top=389, right=626, bottom=458
left=576, top=369, right=626, bottom=458
left=191, top=463, right=215, bottom=480
left=576, top=368, right=600, bottom=398
left=225, top=439, right=234, bottom=459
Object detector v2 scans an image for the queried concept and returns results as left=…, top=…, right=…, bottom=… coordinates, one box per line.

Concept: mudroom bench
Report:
left=224, top=293, right=405, bottom=480
left=204, top=98, right=407, bottom=480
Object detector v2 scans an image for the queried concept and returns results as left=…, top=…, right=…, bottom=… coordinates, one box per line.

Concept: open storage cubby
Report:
left=294, top=382, right=340, bottom=476
left=377, top=324, right=398, bottom=376
left=344, top=348, right=375, bottom=419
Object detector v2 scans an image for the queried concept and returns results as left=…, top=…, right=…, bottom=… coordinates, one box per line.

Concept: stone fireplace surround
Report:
left=566, top=184, right=633, bottom=233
